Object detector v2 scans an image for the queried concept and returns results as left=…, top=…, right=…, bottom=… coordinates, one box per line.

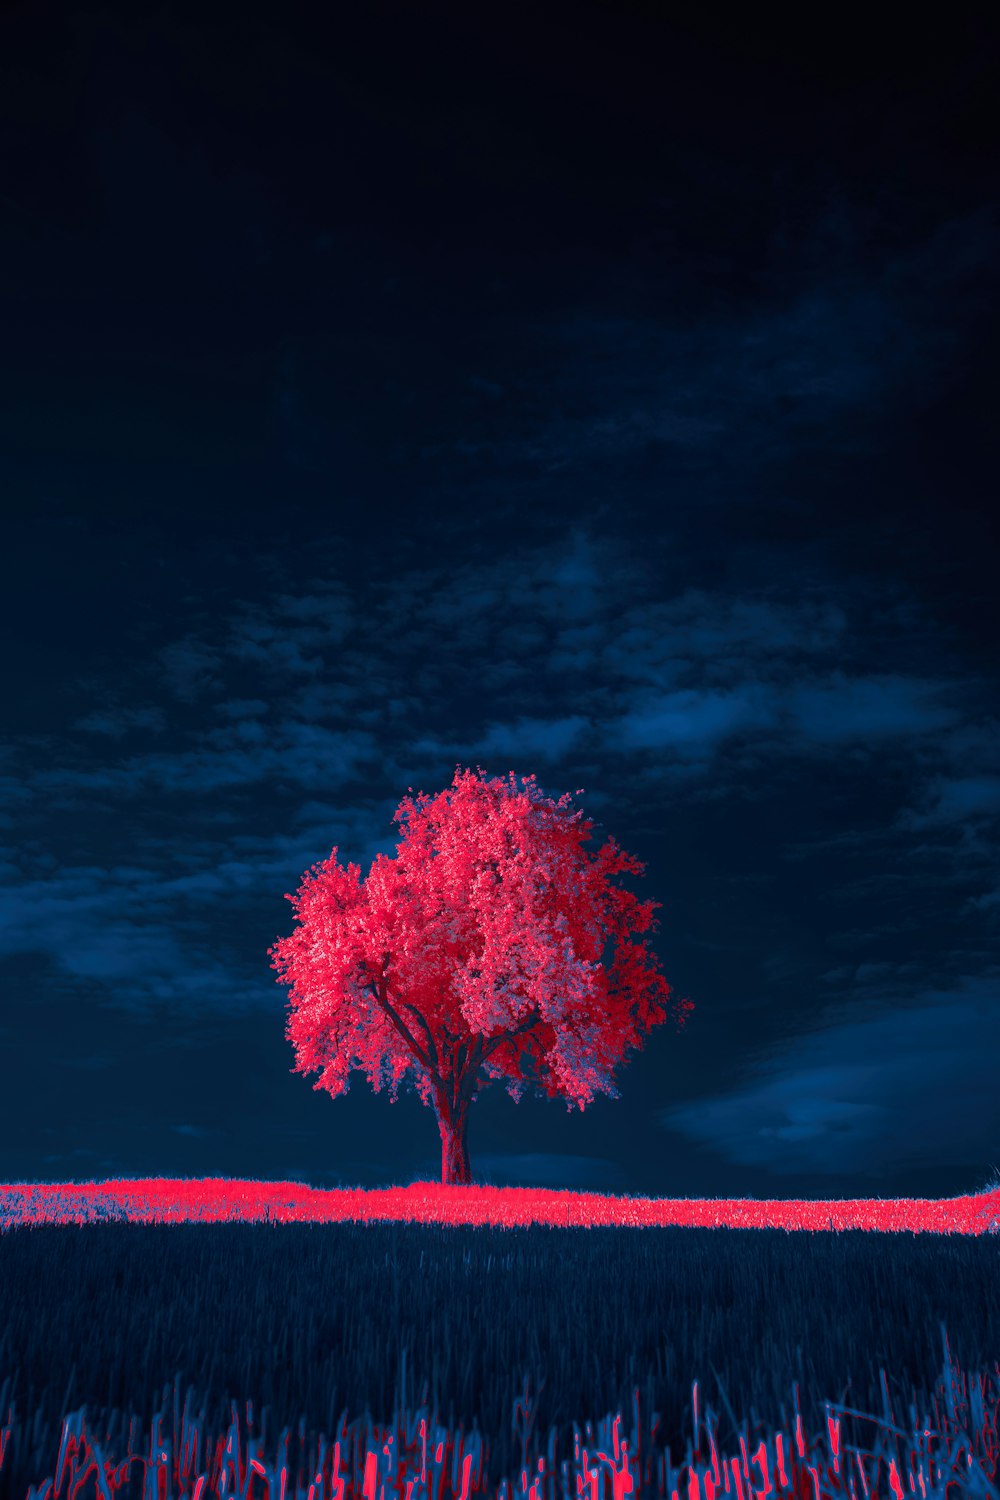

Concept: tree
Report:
left=269, top=765, right=694, bottom=1186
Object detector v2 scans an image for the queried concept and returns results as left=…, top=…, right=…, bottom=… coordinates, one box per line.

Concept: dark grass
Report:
left=1, top=1219, right=998, bottom=1498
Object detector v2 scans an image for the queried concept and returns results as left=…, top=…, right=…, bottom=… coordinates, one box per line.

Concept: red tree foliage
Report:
left=269, top=765, right=693, bottom=1185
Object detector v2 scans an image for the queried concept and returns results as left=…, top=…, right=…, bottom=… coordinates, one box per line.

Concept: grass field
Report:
left=0, top=1175, right=998, bottom=1500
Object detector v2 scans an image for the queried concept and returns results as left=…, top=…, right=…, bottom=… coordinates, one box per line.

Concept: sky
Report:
left=1, top=2, right=998, bottom=1203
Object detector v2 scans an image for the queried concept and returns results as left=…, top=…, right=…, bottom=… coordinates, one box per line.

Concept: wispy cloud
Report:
left=417, top=715, right=591, bottom=763
left=468, top=207, right=1000, bottom=478
left=785, top=675, right=960, bottom=743
left=658, top=972, right=1000, bottom=1178
left=29, top=723, right=382, bottom=798
left=2, top=522, right=996, bottom=1035
left=74, top=706, right=166, bottom=738
left=899, top=775, right=1000, bottom=829
left=159, top=637, right=225, bottom=700
left=616, top=687, right=774, bottom=754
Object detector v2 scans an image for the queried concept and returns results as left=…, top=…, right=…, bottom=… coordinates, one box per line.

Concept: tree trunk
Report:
left=436, top=1095, right=472, bottom=1185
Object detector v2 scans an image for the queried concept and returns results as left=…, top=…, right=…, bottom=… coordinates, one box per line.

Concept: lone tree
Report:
left=269, top=765, right=693, bottom=1185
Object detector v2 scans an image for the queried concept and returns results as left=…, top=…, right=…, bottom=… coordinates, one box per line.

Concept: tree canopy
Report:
left=269, top=765, right=693, bottom=1183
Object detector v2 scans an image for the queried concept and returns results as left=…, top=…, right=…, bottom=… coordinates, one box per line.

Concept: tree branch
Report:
left=481, top=1007, right=543, bottom=1058
left=362, top=956, right=434, bottom=1073
left=396, top=997, right=440, bottom=1072
left=456, top=1034, right=485, bottom=1103
left=375, top=949, right=443, bottom=1072
left=456, top=1011, right=551, bottom=1105
left=517, top=1026, right=550, bottom=1083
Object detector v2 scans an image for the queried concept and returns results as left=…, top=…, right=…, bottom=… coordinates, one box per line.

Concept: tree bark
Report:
left=435, top=1092, right=472, bottom=1184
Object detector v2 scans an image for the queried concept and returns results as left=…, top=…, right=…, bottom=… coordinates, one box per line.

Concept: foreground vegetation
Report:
left=0, top=1177, right=998, bottom=1498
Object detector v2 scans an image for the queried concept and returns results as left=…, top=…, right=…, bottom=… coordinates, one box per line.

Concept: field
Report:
left=0, top=1177, right=998, bottom=1500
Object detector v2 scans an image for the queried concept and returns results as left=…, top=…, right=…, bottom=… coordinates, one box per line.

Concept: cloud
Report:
left=966, top=887, right=1000, bottom=916
left=74, top=706, right=166, bottom=738
left=159, top=638, right=224, bottom=700
left=899, top=775, right=1000, bottom=830
left=270, top=590, right=354, bottom=631
left=0, top=799, right=415, bottom=1019
left=657, top=972, right=1000, bottom=1178
left=214, top=699, right=271, bottom=720
left=0, top=863, right=271, bottom=1018
left=3, top=523, right=997, bottom=1032
left=29, top=723, right=381, bottom=798
left=786, top=675, right=960, bottom=743
left=617, top=687, right=774, bottom=756
left=219, top=592, right=356, bottom=680
left=468, top=374, right=504, bottom=398
left=414, top=715, right=590, bottom=764
left=461, top=206, right=1000, bottom=477
left=226, top=614, right=327, bottom=675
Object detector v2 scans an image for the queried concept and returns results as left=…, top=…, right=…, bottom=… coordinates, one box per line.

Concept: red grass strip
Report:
left=1, top=1178, right=999, bottom=1233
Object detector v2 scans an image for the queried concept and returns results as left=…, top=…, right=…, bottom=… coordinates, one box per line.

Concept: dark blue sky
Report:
left=2, top=3, right=998, bottom=1201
